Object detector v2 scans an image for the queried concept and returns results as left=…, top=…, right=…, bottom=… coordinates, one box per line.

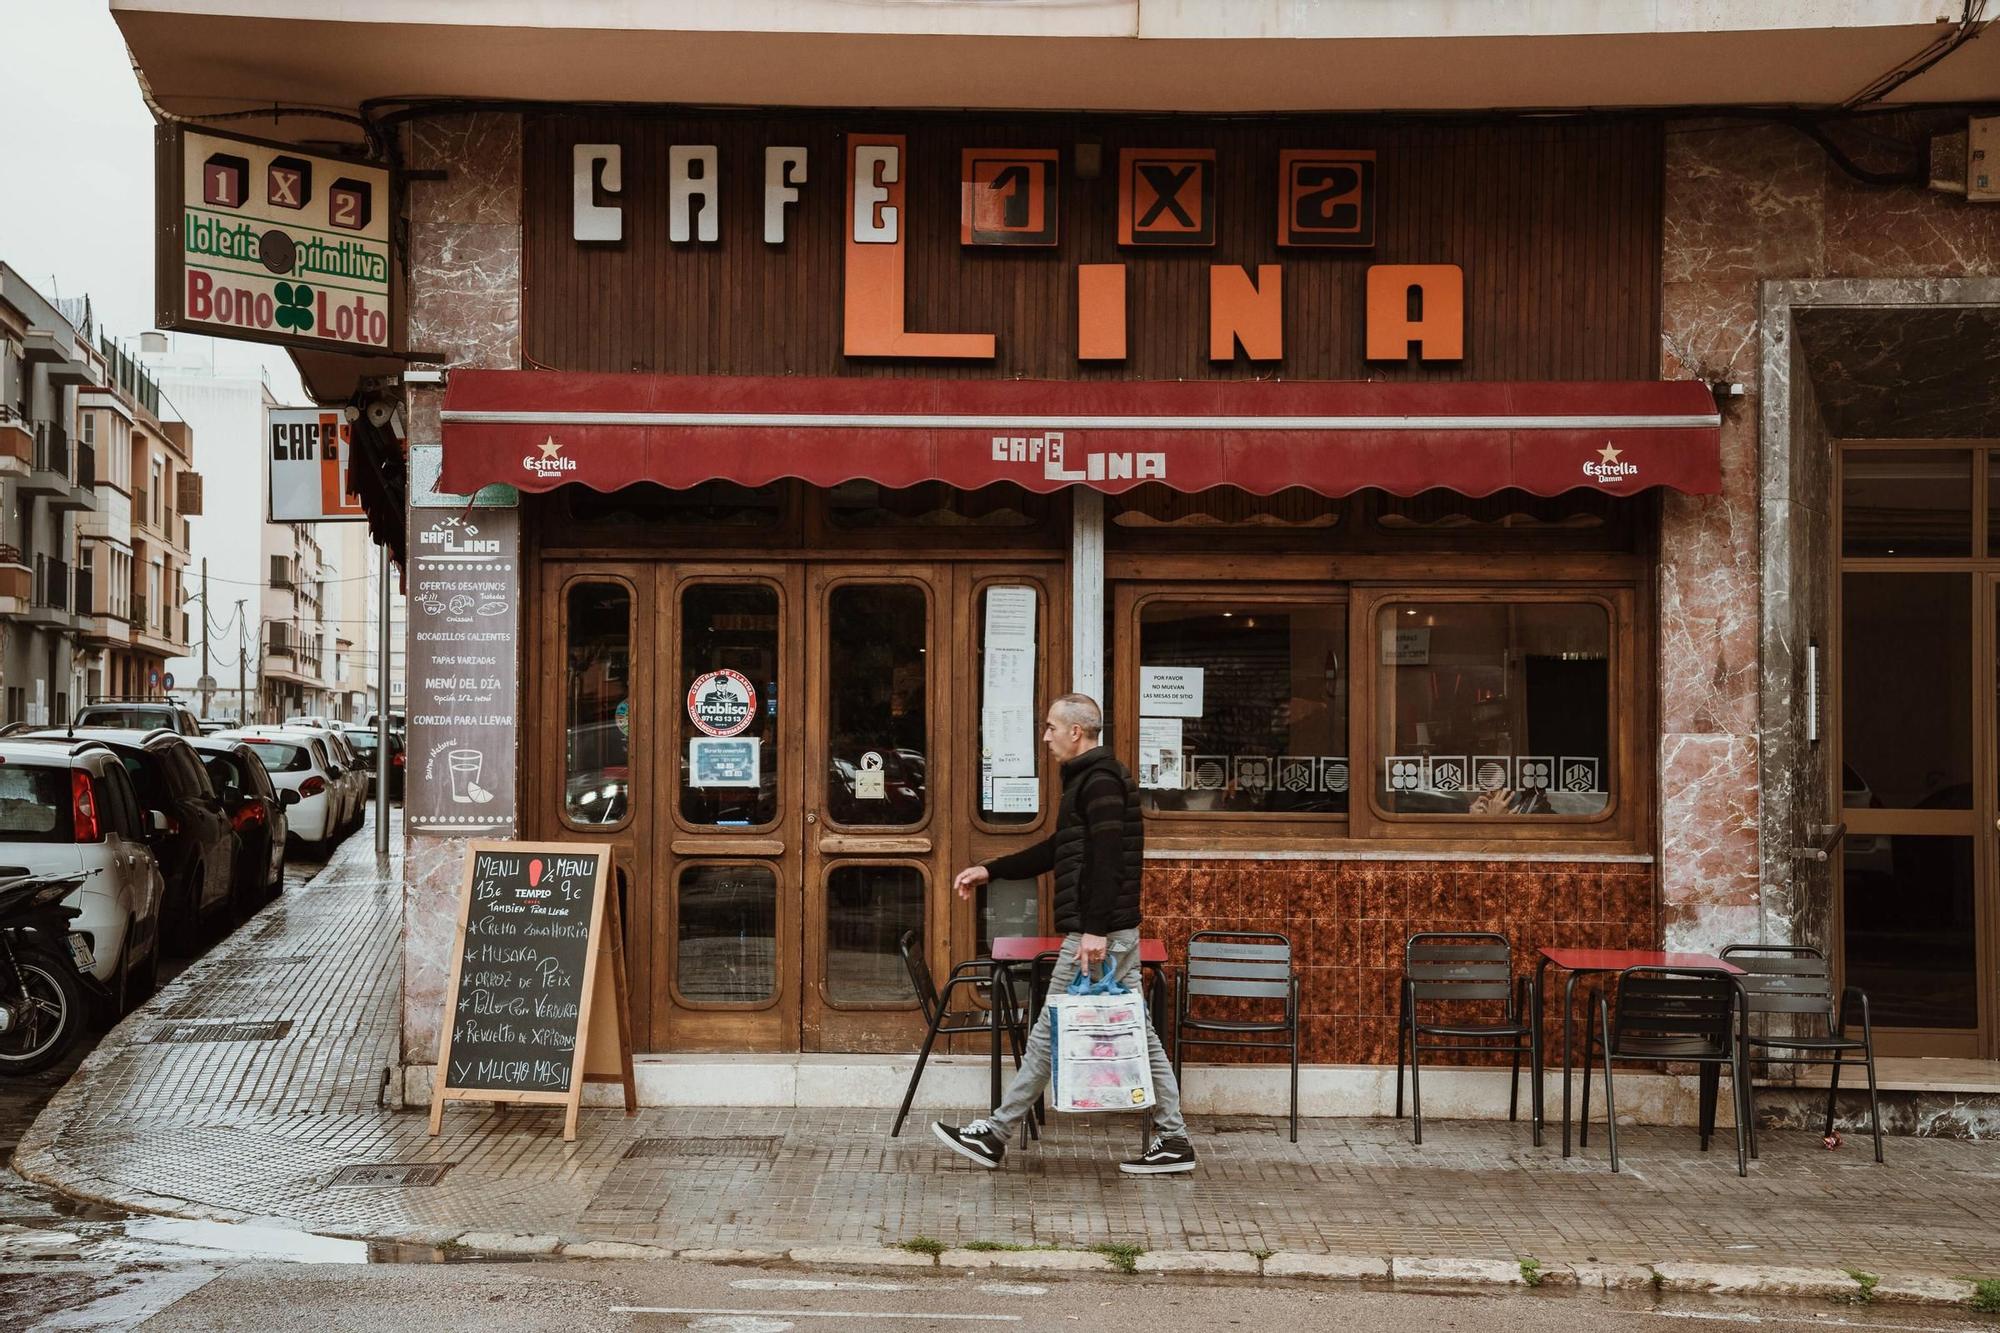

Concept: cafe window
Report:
left=563, top=581, right=632, bottom=826
left=675, top=862, right=778, bottom=1005
left=826, top=480, right=1044, bottom=529
left=975, top=583, right=1042, bottom=829
left=678, top=582, right=781, bottom=828
left=824, top=583, right=929, bottom=828
left=562, top=480, right=784, bottom=528
left=1374, top=599, right=1613, bottom=819
left=1110, top=485, right=1342, bottom=530
left=1132, top=596, right=1348, bottom=816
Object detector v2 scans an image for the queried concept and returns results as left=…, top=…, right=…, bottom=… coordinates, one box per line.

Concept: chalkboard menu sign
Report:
left=429, top=841, right=635, bottom=1140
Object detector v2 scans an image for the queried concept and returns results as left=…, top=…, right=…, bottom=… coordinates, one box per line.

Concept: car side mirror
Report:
left=280, top=789, right=301, bottom=806
left=148, top=810, right=169, bottom=834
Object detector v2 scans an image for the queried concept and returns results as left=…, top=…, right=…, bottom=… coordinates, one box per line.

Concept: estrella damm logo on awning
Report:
left=1278, top=150, right=1376, bottom=248
left=1118, top=149, right=1215, bottom=247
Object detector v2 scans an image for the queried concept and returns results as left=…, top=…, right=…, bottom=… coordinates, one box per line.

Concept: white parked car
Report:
left=0, top=737, right=165, bottom=1014
left=281, top=719, right=365, bottom=832
left=218, top=730, right=339, bottom=854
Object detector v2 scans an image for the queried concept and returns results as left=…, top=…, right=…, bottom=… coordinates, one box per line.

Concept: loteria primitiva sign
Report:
left=156, top=125, right=394, bottom=355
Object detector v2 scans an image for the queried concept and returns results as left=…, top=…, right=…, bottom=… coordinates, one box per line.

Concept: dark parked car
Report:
left=73, top=696, right=204, bottom=737
left=341, top=726, right=405, bottom=801
left=189, top=736, right=294, bottom=912
left=37, top=727, right=237, bottom=954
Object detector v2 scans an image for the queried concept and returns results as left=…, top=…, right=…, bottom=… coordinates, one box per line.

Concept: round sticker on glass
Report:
left=687, top=669, right=757, bottom=737
left=614, top=698, right=630, bottom=738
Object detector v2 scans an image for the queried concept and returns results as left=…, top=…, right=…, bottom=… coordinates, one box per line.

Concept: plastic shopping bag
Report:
left=1047, top=965, right=1156, bottom=1113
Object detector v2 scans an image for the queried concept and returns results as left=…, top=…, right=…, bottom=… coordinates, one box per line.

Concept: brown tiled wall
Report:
left=1146, top=858, right=1657, bottom=1064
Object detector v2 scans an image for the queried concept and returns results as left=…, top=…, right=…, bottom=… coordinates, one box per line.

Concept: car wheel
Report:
left=268, top=848, right=286, bottom=900
left=0, top=945, right=89, bottom=1074
left=130, top=915, right=161, bottom=1008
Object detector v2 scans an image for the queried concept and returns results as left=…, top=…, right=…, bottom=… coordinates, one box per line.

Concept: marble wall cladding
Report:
left=1145, top=858, right=1656, bottom=1065
left=404, top=112, right=522, bottom=370
left=402, top=833, right=472, bottom=1064
left=1659, top=733, right=1762, bottom=954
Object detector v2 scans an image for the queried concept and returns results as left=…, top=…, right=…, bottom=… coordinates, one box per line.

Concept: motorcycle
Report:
left=0, top=870, right=100, bottom=1074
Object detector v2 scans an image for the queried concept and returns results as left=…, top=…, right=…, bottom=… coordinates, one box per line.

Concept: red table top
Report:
left=991, top=935, right=1168, bottom=964
left=1538, top=947, right=1743, bottom=975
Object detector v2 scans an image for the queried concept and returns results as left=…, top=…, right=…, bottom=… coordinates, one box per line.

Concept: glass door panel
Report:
left=656, top=568, right=800, bottom=1053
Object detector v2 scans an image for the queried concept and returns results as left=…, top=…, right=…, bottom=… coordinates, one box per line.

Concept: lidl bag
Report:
left=1047, top=965, right=1155, bottom=1113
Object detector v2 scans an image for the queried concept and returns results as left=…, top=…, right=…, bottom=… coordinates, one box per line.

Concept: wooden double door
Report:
left=532, top=558, right=1062, bottom=1054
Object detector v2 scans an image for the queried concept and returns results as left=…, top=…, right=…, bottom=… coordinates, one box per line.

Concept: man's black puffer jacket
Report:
left=982, top=745, right=1143, bottom=935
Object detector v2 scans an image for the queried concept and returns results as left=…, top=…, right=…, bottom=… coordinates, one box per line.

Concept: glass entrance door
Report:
left=1835, top=445, right=1993, bottom=1058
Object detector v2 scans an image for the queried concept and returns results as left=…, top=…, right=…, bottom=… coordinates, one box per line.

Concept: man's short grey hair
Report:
left=1050, top=692, right=1103, bottom=738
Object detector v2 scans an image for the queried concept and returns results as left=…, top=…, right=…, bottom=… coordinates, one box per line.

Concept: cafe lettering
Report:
left=562, top=136, right=1464, bottom=364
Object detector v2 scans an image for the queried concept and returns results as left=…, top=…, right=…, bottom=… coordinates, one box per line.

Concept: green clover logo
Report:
left=274, top=281, right=315, bottom=331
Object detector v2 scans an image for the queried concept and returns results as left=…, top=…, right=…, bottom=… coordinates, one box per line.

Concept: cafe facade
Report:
left=383, top=104, right=2000, bottom=1109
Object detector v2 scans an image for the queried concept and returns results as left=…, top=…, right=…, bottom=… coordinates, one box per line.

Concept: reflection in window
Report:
left=1842, top=834, right=1976, bottom=1029
left=565, top=583, right=630, bottom=824
left=826, top=585, right=927, bottom=826
left=679, top=584, right=781, bottom=827
left=825, top=863, right=924, bottom=1004
left=1840, top=573, right=1971, bottom=810
left=1111, top=485, right=1341, bottom=529
left=1375, top=602, right=1610, bottom=817
left=1842, top=449, right=1971, bottom=557
left=1375, top=488, right=1618, bottom=532
left=978, top=876, right=1039, bottom=958
left=977, top=585, right=1038, bottom=827
left=1136, top=602, right=1347, bottom=815
left=677, top=863, right=777, bottom=1003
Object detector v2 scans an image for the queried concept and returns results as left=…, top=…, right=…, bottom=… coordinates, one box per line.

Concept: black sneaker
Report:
left=1120, top=1135, right=1197, bottom=1175
left=932, top=1118, right=1006, bottom=1169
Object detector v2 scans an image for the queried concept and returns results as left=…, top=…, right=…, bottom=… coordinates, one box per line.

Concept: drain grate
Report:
left=330, top=1163, right=452, bottom=1188
left=623, top=1135, right=783, bottom=1161
left=150, top=1019, right=294, bottom=1044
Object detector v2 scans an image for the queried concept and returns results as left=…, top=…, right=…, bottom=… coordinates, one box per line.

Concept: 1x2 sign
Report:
left=428, top=842, right=635, bottom=1141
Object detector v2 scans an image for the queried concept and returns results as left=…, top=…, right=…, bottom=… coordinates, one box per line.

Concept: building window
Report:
left=80, top=413, right=94, bottom=446
left=1131, top=596, right=1348, bottom=816
left=1372, top=598, right=1613, bottom=819
left=564, top=581, right=631, bottom=827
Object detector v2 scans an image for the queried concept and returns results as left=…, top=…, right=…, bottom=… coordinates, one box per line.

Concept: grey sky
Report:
left=0, top=1, right=307, bottom=404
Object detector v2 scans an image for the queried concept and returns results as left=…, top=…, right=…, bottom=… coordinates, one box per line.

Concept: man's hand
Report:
left=1076, top=932, right=1108, bottom=975
left=952, top=865, right=990, bottom=900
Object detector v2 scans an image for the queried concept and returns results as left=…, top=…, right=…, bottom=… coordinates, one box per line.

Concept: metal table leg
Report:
left=1562, top=970, right=1583, bottom=1158
left=1531, top=959, right=1548, bottom=1148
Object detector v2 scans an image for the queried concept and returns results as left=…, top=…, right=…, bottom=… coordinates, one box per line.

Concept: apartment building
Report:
left=74, top=326, right=195, bottom=701
left=0, top=263, right=101, bottom=726
left=141, top=335, right=337, bottom=723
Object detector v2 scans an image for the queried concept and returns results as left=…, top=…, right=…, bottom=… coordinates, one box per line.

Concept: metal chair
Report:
left=1581, top=966, right=1747, bottom=1176
left=1396, top=932, right=1534, bottom=1144
left=1721, top=944, right=1884, bottom=1163
left=1173, top=931, right=1300, bottom=1141
left=890, top=931, right=1030, bottom=1137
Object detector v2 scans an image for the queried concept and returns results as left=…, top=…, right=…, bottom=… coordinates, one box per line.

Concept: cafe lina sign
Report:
left=156, top=125, right=393, bottom=354
left=568, top=135, right=1463, bottom=364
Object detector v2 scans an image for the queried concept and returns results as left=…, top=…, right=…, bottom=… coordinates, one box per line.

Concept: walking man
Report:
left=933, top=693, right=1196, bottom=1175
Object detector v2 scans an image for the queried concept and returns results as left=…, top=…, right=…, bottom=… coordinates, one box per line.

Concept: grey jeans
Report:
left=986, top=929, right=1188, bottom=1141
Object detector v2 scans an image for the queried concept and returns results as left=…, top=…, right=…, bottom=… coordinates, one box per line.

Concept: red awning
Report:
left=439, top=373, right=1721, bottom=499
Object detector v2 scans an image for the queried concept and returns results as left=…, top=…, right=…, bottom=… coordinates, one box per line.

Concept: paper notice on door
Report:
left=989, top=776, right=1040, bottom=814
left=1137, top=717, right=1184, bottom=790
left=1139, top=666, right=1204, bottom=717
left=984, top=585, right=1036, bottom=648
left=983, top=645, right=1034, bottom=704
left=983, top=705, right=1036, bottom=777
left=854, top=750, right=887, bottom=800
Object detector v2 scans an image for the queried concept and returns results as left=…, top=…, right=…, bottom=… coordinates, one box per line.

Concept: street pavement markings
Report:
left=1628, top=1310, right=1990, bottom=1332
left=977, top=1283, right=1049, bottom=1297
left=689, top=1319, right=794, bottom=1333
left=731, top=1278, right=913, bottom=1292
left=612, top=1310, right=1022, bottom=1323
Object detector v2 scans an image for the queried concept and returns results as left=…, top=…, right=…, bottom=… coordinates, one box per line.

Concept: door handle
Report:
left=1789, top=822, right=1846, bottom=862
left=804, top=811, right=818, bottom=825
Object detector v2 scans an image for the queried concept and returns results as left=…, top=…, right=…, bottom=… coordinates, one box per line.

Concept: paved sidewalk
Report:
left=14, top=824, right=2000, bottom=1296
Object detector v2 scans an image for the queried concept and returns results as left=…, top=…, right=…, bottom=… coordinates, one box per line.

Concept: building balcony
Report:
left=22, top=426, right=98, bottom=512
left=0, top=409, right=31, bottom=479
left=0, top=547, right=29, bottom=617
left=25, top=556, right=73, bottom=630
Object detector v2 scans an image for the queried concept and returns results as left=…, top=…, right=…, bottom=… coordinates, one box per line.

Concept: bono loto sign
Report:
left=155, top=125, right=394, bottom=354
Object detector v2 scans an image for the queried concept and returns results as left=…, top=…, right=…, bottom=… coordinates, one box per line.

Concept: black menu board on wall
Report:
left=429, top=842, right=635, bottom=1141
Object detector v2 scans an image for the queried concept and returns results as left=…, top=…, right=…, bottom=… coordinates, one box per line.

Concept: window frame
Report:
left=558, top=574, right=640, bottom=836
left=1114, top=578, right=1651, bottom=853
left=1113, top=582, right=1353, bottom=842
left=668, top=857, right=784, bottom=1013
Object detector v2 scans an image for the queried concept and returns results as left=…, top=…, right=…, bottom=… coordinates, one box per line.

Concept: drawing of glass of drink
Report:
left=447, top=749, right=484, bottom=803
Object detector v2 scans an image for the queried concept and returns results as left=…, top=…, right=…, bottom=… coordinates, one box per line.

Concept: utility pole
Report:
left=375, top=544, right=390, bottom=857
left=235, top=597, right=248, bottom=724
left=198, top=558, right=212, bottom=718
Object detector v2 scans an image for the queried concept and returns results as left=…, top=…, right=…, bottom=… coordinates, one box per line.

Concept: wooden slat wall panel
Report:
left=521, top=113, right=1661, bottom=383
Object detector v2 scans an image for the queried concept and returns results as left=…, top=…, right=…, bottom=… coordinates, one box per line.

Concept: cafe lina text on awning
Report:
left=438, top=373, right=1722, bottom=499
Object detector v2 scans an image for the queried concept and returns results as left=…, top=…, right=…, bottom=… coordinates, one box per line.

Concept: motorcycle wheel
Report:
left=0, top=944, right=87, bottom=1074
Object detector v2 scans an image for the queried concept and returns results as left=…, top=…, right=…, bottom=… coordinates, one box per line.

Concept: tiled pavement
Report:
left=14, top=822, right=2000, bottom=1280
